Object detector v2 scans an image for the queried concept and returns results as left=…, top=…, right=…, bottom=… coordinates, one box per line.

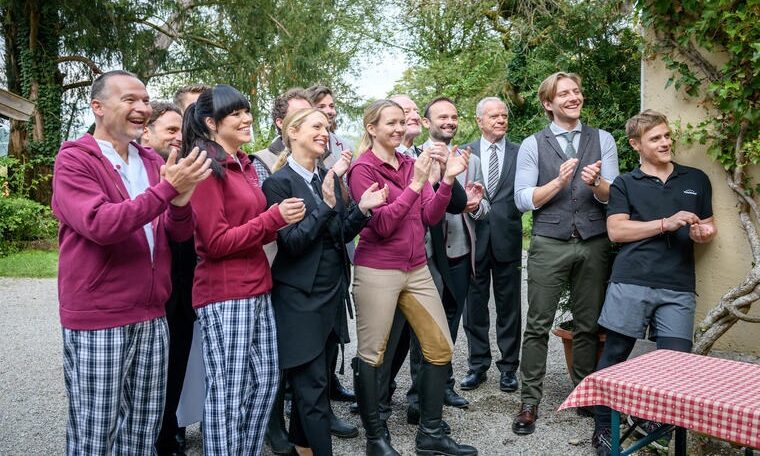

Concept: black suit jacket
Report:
left=262, top=164, right=369, bottom=367
left=467, top=139, right=523, bottom=263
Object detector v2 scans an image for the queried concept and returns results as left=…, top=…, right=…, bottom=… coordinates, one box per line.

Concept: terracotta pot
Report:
left=551, top=323, right=607, bottom=381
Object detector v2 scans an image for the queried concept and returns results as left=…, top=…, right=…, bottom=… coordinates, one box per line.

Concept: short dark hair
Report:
left=423, top=96, right=456, bottom=119
left=90, top=70, right=139, bottom=101
left=173, top=83, right=212, bottom=110
left=147, top=101, right=182, bottom=127
left=271, top=88, right=311, bottom=129
left=306, top=85, right=333, bottom=104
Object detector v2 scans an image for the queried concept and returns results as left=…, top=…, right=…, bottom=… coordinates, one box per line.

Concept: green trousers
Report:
left=519, top=235, right=610, bottom=405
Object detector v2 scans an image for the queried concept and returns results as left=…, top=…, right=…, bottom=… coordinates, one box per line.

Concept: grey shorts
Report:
left=598, top=282, right=696, bottom=340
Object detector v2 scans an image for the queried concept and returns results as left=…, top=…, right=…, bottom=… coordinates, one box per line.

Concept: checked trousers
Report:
left=196, top=294, right=280, bottom=456
left=62, top=317, right=169, bottom=456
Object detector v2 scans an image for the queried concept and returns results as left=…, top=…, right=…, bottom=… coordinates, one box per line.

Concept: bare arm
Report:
left=607, top=211, right=714, bottom=244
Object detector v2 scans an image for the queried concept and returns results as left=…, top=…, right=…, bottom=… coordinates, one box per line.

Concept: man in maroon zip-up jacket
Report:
left=51, top=70, right=211, bottom=455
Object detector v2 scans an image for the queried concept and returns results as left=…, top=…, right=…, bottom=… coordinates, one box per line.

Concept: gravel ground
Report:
left=0, top=270, right=749, bottom=455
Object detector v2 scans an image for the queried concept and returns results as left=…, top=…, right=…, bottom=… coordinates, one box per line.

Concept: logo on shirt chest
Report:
left=683, top=189, right=698, bottom=196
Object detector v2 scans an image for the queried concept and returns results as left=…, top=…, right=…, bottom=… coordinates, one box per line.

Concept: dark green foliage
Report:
left=0, top=196, right=58, bottom=256
left=638, top=0, right=760, bottom=175
left=492, top=0, right=641, bottom=172
left=2, top=0, right=381, bottom=199
left=390, top=0, right=641, bottom=171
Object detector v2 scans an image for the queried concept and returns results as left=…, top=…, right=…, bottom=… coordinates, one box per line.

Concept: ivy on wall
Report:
left=638, top=0, right=760, bottom=354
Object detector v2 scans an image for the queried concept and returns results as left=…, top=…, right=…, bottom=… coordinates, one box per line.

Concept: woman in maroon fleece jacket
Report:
left=346, top=99, right=478, bottom=456
left=182, top=85, right=305, bottom=456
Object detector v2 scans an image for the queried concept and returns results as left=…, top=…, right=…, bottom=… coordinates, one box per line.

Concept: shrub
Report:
left=0, top=197, right=58, bottom=256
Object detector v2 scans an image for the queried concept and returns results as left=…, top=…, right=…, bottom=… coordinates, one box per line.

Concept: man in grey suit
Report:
left=460, top=97, right=524, bottom=395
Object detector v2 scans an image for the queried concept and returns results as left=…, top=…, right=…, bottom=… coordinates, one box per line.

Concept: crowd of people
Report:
left=52, top=69, right=716, bottom=456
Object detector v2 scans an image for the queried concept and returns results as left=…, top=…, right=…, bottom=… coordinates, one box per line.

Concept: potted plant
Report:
left=551, top=283, right=607, bottom=380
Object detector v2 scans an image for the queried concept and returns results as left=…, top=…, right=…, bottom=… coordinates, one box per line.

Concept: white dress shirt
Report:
left=479, top=136, right=507, bottom=192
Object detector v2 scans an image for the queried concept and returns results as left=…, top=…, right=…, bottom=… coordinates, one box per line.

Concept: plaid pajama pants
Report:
left=196, top=294, right=279, bottom=456
left=62, top=317, right=169, bottom=456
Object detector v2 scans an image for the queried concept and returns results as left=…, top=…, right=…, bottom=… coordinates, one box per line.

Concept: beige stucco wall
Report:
left=641, top=55, right=760, bottom=355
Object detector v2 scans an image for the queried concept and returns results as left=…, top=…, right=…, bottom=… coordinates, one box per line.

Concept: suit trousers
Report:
left=287, top=331, right=339, bottom=455
left=463, top=250, right=522, bottom=374
left=519, top=235, right=610, bottom=405
left=407, top=255, right=470, bottom=406
left=353, top=265, right=453, bottom=367
left=156, top=294, right=195, bottom=452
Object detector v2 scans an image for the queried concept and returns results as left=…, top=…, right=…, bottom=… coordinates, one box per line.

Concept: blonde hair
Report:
left=625, top=109, right=669, bottom=141
left=356, top=99, right=404, bottom=154
left=537, top=72, right=583, bottom=120
left=272, top=108, right=327, bottom=172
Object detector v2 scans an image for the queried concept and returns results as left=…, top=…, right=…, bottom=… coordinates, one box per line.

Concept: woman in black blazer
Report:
left=262, top=108, right=387, bottom=456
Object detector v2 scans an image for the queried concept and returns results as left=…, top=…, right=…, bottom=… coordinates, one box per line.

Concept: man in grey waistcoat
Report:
left=511, top=72, right=619, bottom=436
left=460, top=97, right=523, bottom=395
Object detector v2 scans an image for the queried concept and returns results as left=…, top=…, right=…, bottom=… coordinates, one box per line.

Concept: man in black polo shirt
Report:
left=591, top=110, right=716, bottom=455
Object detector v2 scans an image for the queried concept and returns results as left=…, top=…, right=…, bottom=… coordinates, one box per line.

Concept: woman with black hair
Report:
left=262, top=107, right=388, bottom=455
left=182, top=84, right=306, bottom=455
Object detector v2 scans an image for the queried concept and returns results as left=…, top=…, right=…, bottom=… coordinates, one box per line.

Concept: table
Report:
left=559, top=349, right=760, bottom=455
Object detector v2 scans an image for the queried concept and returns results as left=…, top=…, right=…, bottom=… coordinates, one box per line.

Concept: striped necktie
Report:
left=487, top=143, right=500, bottom=196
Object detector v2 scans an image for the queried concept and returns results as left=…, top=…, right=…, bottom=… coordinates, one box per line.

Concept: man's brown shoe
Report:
left=511, top=403, right=538, bottom=435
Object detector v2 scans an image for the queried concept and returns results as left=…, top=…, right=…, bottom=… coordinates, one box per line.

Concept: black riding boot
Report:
left=353, top=357, right=399, bottom=456
left=265, top=374, right=294, bottom=455
left=415, top=362, right=478, bottom=456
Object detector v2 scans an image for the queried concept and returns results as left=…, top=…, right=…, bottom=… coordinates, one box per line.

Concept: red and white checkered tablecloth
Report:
left=559, top=350, right=760, bottom=448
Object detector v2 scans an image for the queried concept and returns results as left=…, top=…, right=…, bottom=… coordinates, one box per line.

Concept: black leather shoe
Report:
left=416, top=433, right=478, bottom=456
left=499, top=371, right=518, bottom=392
left=330, top=413, right=359, bottom=438
left=512, top=403, right=538, bottom=435
left=443, top=387, right=469, bottom=408
left=406, top=406, right=451, bottom=434
left=330, top=374, right=356, bottom=402
left=459, top=371, right=487, bottom=391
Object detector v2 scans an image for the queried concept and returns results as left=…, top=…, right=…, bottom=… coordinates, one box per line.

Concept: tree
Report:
left=637, top=0, right=760, bottom=354
left=1, top=0, right=379, bottom=201
left=2, top=0, right=64, bottom=202
left=389, top=0, right=512, bottom=143
left=386, top=0, right=641, bottom=170
left=486, top=0, right=641, bottom=170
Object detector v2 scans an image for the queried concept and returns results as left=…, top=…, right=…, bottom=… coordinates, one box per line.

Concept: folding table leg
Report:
left=674, top=427, right=687, bottom=456
left=611, top=410, right=621, bottom=456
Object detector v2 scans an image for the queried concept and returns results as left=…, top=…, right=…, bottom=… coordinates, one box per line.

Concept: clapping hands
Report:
left=358, top=182, right=389, bottom=215
left=464, top=182, right=485, bottom=213
left=331, top=150, right=353, bottom=178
